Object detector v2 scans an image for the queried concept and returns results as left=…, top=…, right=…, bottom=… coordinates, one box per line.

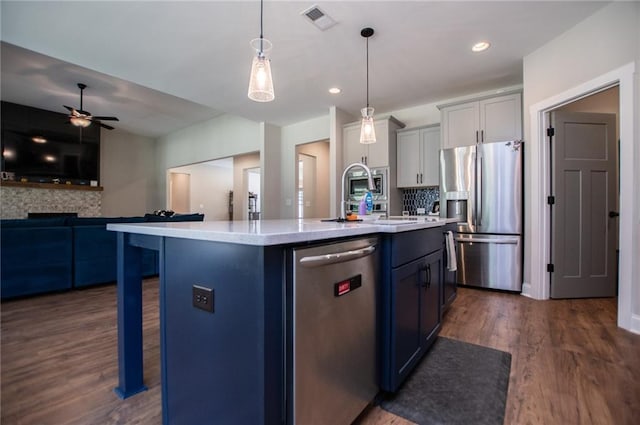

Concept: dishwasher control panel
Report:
left=334, top=275, right=362, bottom=297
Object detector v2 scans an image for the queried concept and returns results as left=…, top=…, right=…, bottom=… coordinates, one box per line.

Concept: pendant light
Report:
left=248, top=0, right=275, bottom=102
left=359, top=27, right=376, bottom=144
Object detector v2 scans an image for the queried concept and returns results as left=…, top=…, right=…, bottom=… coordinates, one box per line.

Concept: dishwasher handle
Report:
left=455, top=236, right=519, bottom=245
left=299, top=245, right=376, bottom=268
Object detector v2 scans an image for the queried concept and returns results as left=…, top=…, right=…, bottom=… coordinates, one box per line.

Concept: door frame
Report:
left=527, top=62, right=637, bottom=333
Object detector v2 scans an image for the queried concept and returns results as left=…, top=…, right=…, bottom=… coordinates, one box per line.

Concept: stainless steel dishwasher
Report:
left=292, top=236, right=379, bottom=425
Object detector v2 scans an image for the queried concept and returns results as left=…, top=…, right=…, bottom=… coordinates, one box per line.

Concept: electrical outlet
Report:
left=193, top=285, right=214, bottom=313
left=417, top=207, right=426, bottom=215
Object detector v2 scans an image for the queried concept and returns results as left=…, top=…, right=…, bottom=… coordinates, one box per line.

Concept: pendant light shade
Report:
left=360, top=107, right=376, bottom=144
left=360, top=27, right=375, bottom=144
left=248, top=0, right=274, bottom=102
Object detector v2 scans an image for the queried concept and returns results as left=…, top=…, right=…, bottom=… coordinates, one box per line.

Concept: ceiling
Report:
left=0, top=1, right=608, bottom=138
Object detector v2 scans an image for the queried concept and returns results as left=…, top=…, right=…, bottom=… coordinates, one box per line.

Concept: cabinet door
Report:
left=421, top=251, right=442, bottom=344
left=479, top=93, right=522, bottom=143
left=441, top=101, right=480, bottom=149
left=343, top=124, right=367, bottom=167
left=391, top=257, right=423, bottom=383
left=366, top=120, right=390, bottom=168
left=396, top=129, right=421, bottom=188
left=420, top=126, right=441, bottom=186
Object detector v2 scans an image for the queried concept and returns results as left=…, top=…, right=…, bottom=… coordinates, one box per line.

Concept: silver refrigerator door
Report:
left=440, top=145, right=475, bottom=226
left=456, top=233, right=523, bottom=291
left=476, top=141, right=523, bottom=234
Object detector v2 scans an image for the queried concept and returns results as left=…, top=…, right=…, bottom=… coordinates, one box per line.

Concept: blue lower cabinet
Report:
left=381, top=229, right=443, bottom=393
left=161, top=237, right=284, bottom=425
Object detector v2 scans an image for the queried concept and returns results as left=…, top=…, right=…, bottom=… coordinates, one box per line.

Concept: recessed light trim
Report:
left=472, top=41, right=491, bottom=52
left=31, top=136, right=47, bottom=144
left=328, top=87, right=341, bottom=94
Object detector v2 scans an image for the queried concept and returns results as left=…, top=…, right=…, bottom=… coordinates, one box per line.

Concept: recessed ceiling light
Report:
left=31, top=136, right=47, bottom=144
left=329, top=87, right=341, bottom=94
left=472, top=41, right=491, bottom=52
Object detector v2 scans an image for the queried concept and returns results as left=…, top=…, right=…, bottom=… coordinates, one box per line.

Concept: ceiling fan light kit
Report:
left=248, top=0, right=275, bottom=102
left=359, top=27, right=376, bottom=145
left=69, top=116, right=91, bottom=128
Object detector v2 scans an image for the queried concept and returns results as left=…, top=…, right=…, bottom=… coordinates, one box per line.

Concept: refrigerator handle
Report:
left=477, top=147, right=482, bottom=227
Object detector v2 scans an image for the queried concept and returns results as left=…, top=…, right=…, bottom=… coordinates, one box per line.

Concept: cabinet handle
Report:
left=475, top=130, right=479, bottom=145
left=416, top=173, right=419, bottom=184
left=481, top=130, right=484, bottom=144
left=420, top=264, right=431, bottom=288
left=420, top=173, right=423, bottom=184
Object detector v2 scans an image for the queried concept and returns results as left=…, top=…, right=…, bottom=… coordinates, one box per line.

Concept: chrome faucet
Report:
left=340, top=162, right=376, bottom=220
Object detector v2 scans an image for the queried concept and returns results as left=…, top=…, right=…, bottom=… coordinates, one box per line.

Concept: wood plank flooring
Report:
left=2, top=280, right=639, bottom=424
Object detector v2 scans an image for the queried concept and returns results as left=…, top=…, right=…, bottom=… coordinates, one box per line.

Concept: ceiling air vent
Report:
left=301, top=5, right=337, bottom=31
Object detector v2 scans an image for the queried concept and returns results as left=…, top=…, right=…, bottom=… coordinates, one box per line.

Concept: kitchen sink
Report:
left=374, top=219, right=419, bottom=225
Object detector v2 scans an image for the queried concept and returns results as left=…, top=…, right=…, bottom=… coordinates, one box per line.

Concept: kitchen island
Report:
left=108, top=218, right=457, bottom=424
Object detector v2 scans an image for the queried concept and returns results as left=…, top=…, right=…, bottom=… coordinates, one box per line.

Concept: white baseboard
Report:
left=630, top=314, right=640, bottom=335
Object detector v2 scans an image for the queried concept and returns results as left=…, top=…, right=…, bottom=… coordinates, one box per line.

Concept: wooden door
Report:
left=550, top=111, right=617, bottom=298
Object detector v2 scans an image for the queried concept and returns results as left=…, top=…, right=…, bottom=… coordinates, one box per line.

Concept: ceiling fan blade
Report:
left=97, top=121, right=115, bottom=130
left=63, top=105, right=74, bottom=112
left=92, top=116, right=119, bottom=121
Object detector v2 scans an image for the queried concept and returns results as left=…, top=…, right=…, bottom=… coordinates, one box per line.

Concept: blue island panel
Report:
left=162, top=237, right=284, bottom=425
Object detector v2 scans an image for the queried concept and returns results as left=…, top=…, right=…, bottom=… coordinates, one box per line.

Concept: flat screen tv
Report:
left=1, top=101, right=100, bottom=184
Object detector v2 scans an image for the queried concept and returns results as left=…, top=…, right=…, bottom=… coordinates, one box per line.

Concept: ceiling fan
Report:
left=63, top=83, right=119, bottom=130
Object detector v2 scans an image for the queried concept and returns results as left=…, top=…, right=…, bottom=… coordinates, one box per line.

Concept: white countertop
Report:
left=107, top=217, right=458, bottom=246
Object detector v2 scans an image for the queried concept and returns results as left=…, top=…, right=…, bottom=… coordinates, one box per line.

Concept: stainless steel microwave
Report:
left=346, top=167, right=388, bottom=201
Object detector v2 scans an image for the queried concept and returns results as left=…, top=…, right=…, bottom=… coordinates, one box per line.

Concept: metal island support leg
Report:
left=113, top=232, right=148, bottom=399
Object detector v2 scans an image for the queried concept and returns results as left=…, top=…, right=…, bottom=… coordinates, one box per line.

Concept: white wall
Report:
left=100, top=128, right=156, bottom=216
left=155, top=113, right=260, bottom=210
left=522, top=1, right=640, bottom=332
left=169, top=161, right=233, bottom=220
left=261, top=123, right=282, bottom=219
left=280, top=115, right=330, bottom=218
left=329, top=107, right=354, bottom=216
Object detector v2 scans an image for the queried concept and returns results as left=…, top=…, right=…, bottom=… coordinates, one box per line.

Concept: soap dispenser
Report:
left=358, top=196, right=367, bottom=215
left=365, top=191, right=373, bottom=214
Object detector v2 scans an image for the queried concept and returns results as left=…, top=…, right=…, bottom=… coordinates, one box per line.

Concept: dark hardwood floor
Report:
left=2, top=279, right=639, bottom=424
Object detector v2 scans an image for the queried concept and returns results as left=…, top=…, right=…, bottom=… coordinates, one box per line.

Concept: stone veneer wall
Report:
left=0, top=186, right=102, bottom=219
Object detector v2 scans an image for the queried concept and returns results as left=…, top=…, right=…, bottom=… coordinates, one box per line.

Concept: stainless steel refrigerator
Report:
left=440, top=141, right=523, bottom=291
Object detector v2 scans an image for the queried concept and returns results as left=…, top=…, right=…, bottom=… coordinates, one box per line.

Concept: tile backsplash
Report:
left=401, top=187, right=440, bottom=215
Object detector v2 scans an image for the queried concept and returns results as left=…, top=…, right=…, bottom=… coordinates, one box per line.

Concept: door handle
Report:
left=609, top=211, right=619, bottom=218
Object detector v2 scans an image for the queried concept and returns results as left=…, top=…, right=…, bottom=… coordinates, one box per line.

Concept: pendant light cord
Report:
left=259, top=0, right=264, bottom=54
left=366, top=36, right=369, bottom=108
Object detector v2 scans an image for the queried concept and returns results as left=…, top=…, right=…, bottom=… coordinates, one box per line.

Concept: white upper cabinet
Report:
left=343, top=117, right=404, bottom=169
left=397, top=125, right=440, bottom=188
left=439, top=92, right=522, bottom=148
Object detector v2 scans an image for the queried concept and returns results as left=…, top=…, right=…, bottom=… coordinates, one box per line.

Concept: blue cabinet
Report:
left=161, top=238, right=285, bottom=425
left=381, top=228, right=443, bottom=392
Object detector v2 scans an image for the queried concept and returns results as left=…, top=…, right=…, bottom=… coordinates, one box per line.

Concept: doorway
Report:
left=245, top=167, right=261, bottom=220
left=547, top=87, right=620, bottom=299
left=169, top=172, right=190, bottom=214
left=297, top=154, right=316, bottom=219
left=295, top=140, right=330, bottom=219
